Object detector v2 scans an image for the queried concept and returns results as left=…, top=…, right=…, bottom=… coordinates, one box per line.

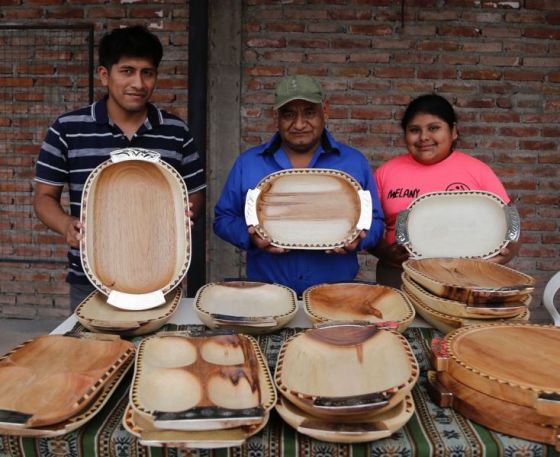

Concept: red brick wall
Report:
left=241, top=0, right=560, bottom=312
left=0, top=2, right=189, bottom=317
left=1, top=0, right=559, bottom=319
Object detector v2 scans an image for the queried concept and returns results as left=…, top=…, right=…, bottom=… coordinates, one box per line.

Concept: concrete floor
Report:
left=0, top=318, right=65, bottom=355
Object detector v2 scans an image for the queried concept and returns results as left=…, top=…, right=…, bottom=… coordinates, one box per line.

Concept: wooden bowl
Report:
left=245, top=168, right=372, bottom=249
left=404, top=291, right=530, bottom=335
left=193, top=281, right=297, bottom=334
left=427, top=370, right=560, bottom=449
left=402, top=258, right=535, bottom=304
left=402, top=273, right=530, bottom=319
left=0, top=334, right=134, bottom=428
left=130, top=331, right=276, bottom=431
left=275, top=323, right=418, bottom=421
left=81, top=148, right=191, bottom=311
left=76, top=287, right=182, bottom=336
left=302, top=282, right=415, bottom=332
left=395, top=191, right=520, bottom=259
left=122, top=403, right=269, bottom=449
left=275, top=393, right=414, bottom=444
left=431, top=323, right=560, bottom=418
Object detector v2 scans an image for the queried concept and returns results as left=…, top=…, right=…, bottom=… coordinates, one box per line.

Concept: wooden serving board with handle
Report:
left=431, top=323, right=560, bottom=417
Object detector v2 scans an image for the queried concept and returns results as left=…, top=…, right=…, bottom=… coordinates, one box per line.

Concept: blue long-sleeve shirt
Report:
left=213, top=130, right=384, bottom=295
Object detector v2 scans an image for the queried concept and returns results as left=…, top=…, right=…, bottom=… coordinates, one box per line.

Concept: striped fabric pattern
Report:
left=35, top=96, right=206, bottom=284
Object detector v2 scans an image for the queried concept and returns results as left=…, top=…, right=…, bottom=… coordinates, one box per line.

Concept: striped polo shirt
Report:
left=35, top=96, right=206, bottom=285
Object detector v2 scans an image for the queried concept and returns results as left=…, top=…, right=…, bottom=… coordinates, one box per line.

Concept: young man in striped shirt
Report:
left=33, top=25, right=206, bottom=311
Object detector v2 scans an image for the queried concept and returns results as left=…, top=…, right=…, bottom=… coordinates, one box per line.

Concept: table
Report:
left=1, top=299, right=558, bottom=457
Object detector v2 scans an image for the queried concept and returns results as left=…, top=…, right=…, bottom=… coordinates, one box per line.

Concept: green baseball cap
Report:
left=274, top=75, right=324, bottom=110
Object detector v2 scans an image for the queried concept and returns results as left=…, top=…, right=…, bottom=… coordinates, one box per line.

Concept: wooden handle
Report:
left=426, top=371, right=454, bottom=408
left=431, top=337, right=449, bottom=371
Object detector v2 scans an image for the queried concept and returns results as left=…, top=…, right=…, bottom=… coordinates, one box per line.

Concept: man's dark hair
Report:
left=400, top=93, right=457, bottom=131
left=98, top=25, right=163, bottom=69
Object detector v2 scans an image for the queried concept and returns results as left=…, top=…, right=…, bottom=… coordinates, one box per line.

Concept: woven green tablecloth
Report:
left=0, top=325, right=558, bottom=457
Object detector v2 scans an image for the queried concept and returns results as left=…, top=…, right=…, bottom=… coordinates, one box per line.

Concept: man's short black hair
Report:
left=98, top=25, right=163, bottom=69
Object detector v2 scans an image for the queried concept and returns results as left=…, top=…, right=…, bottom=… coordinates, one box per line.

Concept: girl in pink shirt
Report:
left=369, top=94, right=518, bottom=287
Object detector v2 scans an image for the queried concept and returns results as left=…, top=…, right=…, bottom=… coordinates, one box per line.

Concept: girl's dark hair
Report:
left=400, top=94, right=457, bottom=130
left=98, top=25, right=163, bottom=69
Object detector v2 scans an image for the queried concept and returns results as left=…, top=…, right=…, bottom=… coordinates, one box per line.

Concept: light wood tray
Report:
left=0, top=357, right=132, bottom=437
left=402, top=273, right=529, bottom=319
left=81, top=148, right=191, bottom=310
left=76, top=288, right=182, bottom=336
left=130, top=331, right=276, bottom=431
left=245, top=168, right=372, bottom=249
left=275, top=323, right=418, bottom=421
left=0, top=334, right=134, bottom=428
left=123, top=403, right=269, bottom=449
left=302, top=282, right=415, bottom=332
left=275, top=393, right=414, bottom=443
left=431, top=323, right=560, bottom=418
left=405, top=291, right=529, bottom=335
left=403, top=258, right=534, bottom=304
left=427, top=371, right=560, bottom=449
left=395, top=191, right=520, bottom=259
left=193, top=281, right=297, bottom=334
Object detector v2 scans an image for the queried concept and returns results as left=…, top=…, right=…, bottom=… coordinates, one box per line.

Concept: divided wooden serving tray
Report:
left=302, top=282, right=415, bottom=332
left=275, top=323, right=419, bottom=421
left=193, top=281, right=297, bottom=334
left=0, top=334, right=134, bottom=428
left=81, top=148, right=191, bottom=310
left=244, top=168, right=372, bottom=249
left=130, top=331, right=276, bottom=431
left=431, top=323, right=560, bottom=418
left=76, top=287, right=182, bottom=336
left=395, top=191, right=520, bottom=259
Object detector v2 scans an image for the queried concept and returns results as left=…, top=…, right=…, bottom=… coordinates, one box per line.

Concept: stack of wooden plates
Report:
left=193, top=280, right=297, bottom=334
left=427, top=323, right=560, bottom=448
left=76, top=288, right=182, bottom=336
left=302, top=282, right=415, bottom=332
left=80, top=148, right=191, bottom=311
left=402, top=258, right=534, bottom=333
left=0, top=333, right=134, bottom=437
left=125, top=330, right=276, bottom=448
left=274, top=322, right=417, bottom=443
left=244, top=168, right=372, bottom=249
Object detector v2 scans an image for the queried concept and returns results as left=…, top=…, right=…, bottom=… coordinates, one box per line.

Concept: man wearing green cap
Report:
left=213, top=75, right=384, bottom=295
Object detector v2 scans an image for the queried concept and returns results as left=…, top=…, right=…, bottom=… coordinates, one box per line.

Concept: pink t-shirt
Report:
left=375, top=151, right=510, bottom=244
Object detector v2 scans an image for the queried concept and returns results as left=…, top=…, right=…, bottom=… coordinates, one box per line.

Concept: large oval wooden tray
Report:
left=123, top=404, right=269, bottom=449
left=193, top=281, right=297, bottom=334
left=130, top=331, right=276, bottom=431
left=302, top=282, right=415, bottom=333
left=431, top=323, right=560, bottom=418
left=0, top=334, right=134, bottom=428
left=403, top=258, right=534, bottom=304
left=405, top=291, right=529, bottom=335
left=76, top=288, right=182, bottom=336
left=0, top=357, right=132, bottom=437
left=402, top=273, right=529, bottom=319
left=395, top=191, right=520, bottom=259
left=275, top=393, right=414, bottom=444
left=81, top=148, right=191, bottom=311
left=427, top=371, right=560, bottom=448
left=275, top=323, right=419, bottom=421
left=244, top=168, right=372, bottom=249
